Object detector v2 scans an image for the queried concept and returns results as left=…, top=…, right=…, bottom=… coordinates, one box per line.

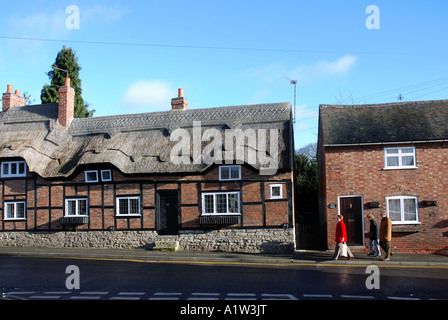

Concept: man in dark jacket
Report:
left=367, top=213, right=380, bottom=257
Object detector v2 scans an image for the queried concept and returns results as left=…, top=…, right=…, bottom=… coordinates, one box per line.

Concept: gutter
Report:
left=323, top=139, right=448, bottom=148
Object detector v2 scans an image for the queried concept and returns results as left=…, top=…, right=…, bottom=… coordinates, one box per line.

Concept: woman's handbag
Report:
left=340, top=243, right=348, bottom=257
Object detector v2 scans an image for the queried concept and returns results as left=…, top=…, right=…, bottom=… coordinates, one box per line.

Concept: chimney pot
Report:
left=171, top=88, right=188, bottom=111
left=2, top=85, right=25, bottom=111
left=58, top=78, right=75, bottom=127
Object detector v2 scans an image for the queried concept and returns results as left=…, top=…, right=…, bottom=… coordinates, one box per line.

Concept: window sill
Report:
left=392, top=223, right=421, bottom=233
left=382, top=167, right=418, bottom=170
left=115, top=214, right=141, bottom=217
left=1, top=175, right=27, bottom=179
left=200, top=214, right=241, bottom=225
left=60, top=216, right=89, bottom=225
left=201, top=213, right=241, bottom=216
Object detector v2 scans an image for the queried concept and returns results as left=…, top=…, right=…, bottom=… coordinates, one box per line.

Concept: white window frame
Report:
left=1, top=161, right=26, bottom=178
left=101, top=170, right=112, bottom=182
left=219, top=165, right=241, bottom=181
left=85, top=170, right=99, bottom=183
left=4, top=201, right=26, bottom=220
left=269, top=184, right=283, bottom=199
left=201, top=192, right=240, bottom=215
left=384, top=147, right=417, bottom=169
left=65, top=198, right=88, bottom=217
left=116, top=196, right=141, bottom=216
left=386, top=196, right=419, bottom=224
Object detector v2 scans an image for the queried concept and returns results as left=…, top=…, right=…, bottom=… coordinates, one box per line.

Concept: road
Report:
left=1, top=255, right=447, bottom=302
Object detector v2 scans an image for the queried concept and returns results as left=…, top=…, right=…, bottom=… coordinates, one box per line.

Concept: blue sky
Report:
left=1, top=0, right=447, bottom=149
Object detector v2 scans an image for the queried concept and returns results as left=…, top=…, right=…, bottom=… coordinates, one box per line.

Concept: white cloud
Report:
left=242, top=55, right=358, bottom=103
left=246, top=62, right=287, bottom=84
left=288, top=54, right=358, bottom=84
left=119, top=80, right=174, bottom=112
left=8, top=4, right=129, bottom=37
left=295, top=104, right=318, bottom=121
left=9, top=10, right=68, bottom=38
left=83, top=5, right=130, bottom=25
left=315, top=54, right=358, bottom=75
left=246, top=54, right=358, bottom=86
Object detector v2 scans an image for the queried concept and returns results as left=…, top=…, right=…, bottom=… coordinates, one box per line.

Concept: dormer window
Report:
left=85, top=170, right=99, bottom=183
left=219, top=165, right=241, bottom=181
left=101, top=170, right=112, bottom=182
left=1, top=161, right=26, bottom=178
left=85, top=170, right=113, bottom=182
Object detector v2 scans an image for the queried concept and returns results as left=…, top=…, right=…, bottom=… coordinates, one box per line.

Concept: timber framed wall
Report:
left=0, top=164, right=294, bottom=233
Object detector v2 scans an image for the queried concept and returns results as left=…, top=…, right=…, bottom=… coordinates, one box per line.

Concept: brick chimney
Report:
left=2, top=85, right=26, bottom=112
left=58, top=77, right=75, bottom=127
left=171, top=88, right=188, bottom=110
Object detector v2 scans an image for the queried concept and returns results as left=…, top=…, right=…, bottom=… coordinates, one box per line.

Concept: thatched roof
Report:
left=0, top=102, right=292, bottom=178
left=319, top=100, right=448, bottom=146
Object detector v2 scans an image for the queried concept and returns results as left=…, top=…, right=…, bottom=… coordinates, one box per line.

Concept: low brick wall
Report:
left=0, top=228, right=295, bottom=254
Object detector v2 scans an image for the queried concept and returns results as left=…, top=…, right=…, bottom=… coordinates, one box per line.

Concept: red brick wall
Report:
left=323, top=143, right=448, bottom=254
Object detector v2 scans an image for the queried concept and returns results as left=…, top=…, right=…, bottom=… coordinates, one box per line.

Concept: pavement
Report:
left=0, top=246, right=448, bottom=268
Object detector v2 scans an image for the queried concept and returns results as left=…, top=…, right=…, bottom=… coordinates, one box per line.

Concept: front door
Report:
left=158, top=192, right=179, bottom=235
left=339, top=196, right=364, bottom=245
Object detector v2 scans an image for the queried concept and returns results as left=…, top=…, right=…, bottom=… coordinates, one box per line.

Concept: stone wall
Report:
left=0, top=230, right=158, bottom=249
left=0, top=228, right=295, bottom=254
left=178, top=228, right=294, bottom=253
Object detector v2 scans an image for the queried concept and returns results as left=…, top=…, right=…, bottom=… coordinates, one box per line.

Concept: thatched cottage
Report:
left=0, top=79, right=295, bottom=253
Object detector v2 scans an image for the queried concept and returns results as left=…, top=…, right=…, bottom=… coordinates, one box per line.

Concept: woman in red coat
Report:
left=332, top=215, right=354, bottom=260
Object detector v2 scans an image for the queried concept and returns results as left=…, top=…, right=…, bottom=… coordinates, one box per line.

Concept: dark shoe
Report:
left=368, top=253, right=375, bottom=256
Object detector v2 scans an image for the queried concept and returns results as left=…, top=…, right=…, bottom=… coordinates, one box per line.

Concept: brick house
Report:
left=0, top=79, right=295, bottom=253
left=318, top=100, right=448, bottom=254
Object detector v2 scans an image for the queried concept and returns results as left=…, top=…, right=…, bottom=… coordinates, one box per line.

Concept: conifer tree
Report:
left=41, top=46, right=94, bottom=118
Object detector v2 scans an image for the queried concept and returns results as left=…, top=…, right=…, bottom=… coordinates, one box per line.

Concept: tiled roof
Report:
left=319, top=100, right=448, bottom=145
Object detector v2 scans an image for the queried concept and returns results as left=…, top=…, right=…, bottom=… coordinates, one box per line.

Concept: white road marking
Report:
left=5, top=291, right=35, bottom=295
left=262, top=293, right=299, bottom=300
left=110, top=296, right=141, bottom=300
left=118, top=292, right=145, bottom=295
left=70, top=296, right=102, bottom=300
left=154, top=292, right=182, bottom=296
left=80, top=291, right=109, bottom=295
left=303, top=294, right=333, bottom=298
left=225, top=293, right=257, bottom=300
left=341, top=295, right=375, bottom=299
left=388, top=296, right=420, bottom=300
left=188, top=292, right=220, bottom=300
left=191, top=292, right=220, bottom=296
